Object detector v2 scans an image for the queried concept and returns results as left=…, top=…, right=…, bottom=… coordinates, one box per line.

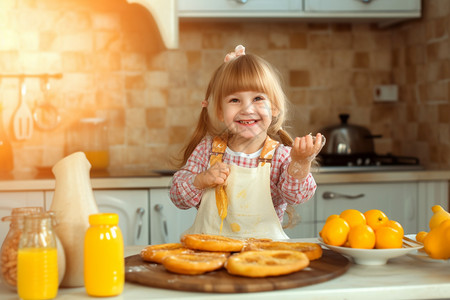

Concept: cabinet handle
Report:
left=135, top=207, right=145, bottom=241
left=360, top=0, right=373, bottom=3
left=235, top=0, right=248, bottom=4
left=322, top=191, right=365, bottom=200
left=154, top=204, right=168, bottom=243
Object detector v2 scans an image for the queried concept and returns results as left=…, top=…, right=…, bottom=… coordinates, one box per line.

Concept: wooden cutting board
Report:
left=125, top=249, right=350, bottom=293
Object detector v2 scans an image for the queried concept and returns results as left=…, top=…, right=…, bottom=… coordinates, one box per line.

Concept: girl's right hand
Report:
left=193, top=162, right=230, bottom=190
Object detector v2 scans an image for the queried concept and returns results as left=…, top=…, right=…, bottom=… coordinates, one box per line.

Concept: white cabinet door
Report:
left=0, top=192, right=45, bottom=244
left=417, top=181, right=449, bottom=231
left=178, top=0, right=303, bottom=17
left=304, top=0, right=421, bottom=12
left=149, top=188, right=196, bottom=245
left=315, top=182, right=418, bottom=235
left=283, top=198, right=316, bottom=239
left=45, top=190, right=149, bottom=246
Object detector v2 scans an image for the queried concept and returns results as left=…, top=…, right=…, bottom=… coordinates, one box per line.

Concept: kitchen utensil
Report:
left=12, top=81, right=33, bottom=140
left=124, top=249, right=350, bottom=293
left=318, top=238, right=422, bottom=266
left=33, top=79, right=60, bottom=131
left=320, top=114, right=381, bottom=155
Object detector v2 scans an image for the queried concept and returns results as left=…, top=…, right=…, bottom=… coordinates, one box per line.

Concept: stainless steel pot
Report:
left=320, top=114, right=381, bottom=155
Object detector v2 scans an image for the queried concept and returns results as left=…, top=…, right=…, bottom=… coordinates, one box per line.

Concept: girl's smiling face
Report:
left=220, top=91, right=274, bottom=147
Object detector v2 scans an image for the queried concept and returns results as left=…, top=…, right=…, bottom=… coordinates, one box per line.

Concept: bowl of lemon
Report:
left=319, top=209, right=423, bottom=265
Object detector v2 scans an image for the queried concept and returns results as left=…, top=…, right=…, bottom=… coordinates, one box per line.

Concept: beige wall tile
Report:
left=290, top=70, right=310, bottom=87
left=0, top=0, right=448, bottom=172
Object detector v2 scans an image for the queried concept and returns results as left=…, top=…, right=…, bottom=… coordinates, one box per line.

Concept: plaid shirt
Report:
left=169, top=136, right=317, bottom=222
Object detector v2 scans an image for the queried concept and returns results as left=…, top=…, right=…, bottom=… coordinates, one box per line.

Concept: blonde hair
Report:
left=178, top=53, right=294, bottom=167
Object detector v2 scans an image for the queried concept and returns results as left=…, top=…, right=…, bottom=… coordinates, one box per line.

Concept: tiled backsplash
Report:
left=0, top=0, right=448, bottom=172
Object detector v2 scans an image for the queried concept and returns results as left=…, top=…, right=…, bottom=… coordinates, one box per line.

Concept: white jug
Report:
left=50, top=152, right=99, bottom=287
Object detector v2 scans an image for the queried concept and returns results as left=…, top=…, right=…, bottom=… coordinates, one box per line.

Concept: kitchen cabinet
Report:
left=286, top=180, right=449, bottom=238
left=178, top=0, right=421, bottom=25
left=0, top=192, right=44, bottom=244
left=149, top=188, right=196, bottom=245
left=417, top=181, right=449, bottom=231
left=283, top=197, right=315, bottom=239
left=314, top=182, right=419, bottom=235
left=0, top=170, right=448, bottom=246
left=45, top=190, right=150, bottom=246
left=178, top=0, right=303, bottom=17
left=304, top=0, right=421, bottom=13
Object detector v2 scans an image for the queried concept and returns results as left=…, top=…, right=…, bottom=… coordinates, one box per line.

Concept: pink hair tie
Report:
left=201, top=100, right=208, bottom=108
left=224, top=45, right=246, bottom=62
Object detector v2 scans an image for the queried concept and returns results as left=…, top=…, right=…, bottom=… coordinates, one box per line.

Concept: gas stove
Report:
left=317, top=153, right=423, bottom=173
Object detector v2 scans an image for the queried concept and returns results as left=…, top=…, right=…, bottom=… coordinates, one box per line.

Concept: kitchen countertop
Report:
left=0, top=169, right=449, bottom=191
left=0, top=238, right=449, bottom=300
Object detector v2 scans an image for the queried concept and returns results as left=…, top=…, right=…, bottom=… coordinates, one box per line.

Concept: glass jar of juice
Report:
left=0, top=207, right=44, bottom=290
left=66, top=118, right=109, bottom=170
left=17, top=213, right=58, bottom=300
left=84, top=213, right=124, bottom=297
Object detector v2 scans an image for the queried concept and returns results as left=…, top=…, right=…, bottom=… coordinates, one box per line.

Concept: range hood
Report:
left=126, top=0, right=178, bottom=49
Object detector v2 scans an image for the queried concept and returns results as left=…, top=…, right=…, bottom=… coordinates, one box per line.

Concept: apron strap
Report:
left=258, top=137, right=279, bottom=166
left=210, top=136, right=227, bottom=166
left=210, top=136, right=279, bottom=167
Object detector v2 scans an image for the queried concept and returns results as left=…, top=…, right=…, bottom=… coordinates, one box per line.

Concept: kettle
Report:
left=320, top=114, right=381, bottom=155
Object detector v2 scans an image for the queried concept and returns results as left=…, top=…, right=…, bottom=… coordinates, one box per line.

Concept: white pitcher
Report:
left=50, top=152, right=99, bottom=287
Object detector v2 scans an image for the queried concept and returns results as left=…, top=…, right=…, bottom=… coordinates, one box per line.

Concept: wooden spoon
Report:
left=12, top=80, right=33, bottom=140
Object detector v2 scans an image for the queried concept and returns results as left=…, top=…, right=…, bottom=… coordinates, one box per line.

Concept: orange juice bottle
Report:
left=84, top=213, right=124, bottom=297
left=17, top=213, right=58, bottom=300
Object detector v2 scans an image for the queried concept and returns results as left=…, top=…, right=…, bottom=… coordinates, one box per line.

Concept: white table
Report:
left=1, top=239, right=449, bottom=300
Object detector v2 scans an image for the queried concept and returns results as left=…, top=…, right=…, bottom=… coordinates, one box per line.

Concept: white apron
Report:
left=183, top=136, right=289, bottom=240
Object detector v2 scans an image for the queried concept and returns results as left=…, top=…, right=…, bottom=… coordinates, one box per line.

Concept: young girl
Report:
left=170, top=45, right=324, bottom=239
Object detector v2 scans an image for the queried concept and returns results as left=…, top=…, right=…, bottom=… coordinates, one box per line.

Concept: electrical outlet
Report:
left=373, top=85, right=398, bottom=102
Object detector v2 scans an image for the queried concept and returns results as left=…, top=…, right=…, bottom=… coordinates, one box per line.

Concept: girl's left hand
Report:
left=290, top=133, right=325, bottom=164
left=288, top=133, right=325, bottom=179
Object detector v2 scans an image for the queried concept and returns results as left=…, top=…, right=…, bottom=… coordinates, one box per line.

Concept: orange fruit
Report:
left=348, top=224, right=375, bottom=249
left=339, top=209, right=366, bottom=228
left=326, top=214, right=340, bottom=223
left=364, top=209, right=388, bottom=231
left=375, top=226, right=403, bottom=249
left=384, top=220, right=404, bottom=237
left=416, top=231, right=428, bottom=243
left=320, top=217, right=350, bottom=247
left=320, top=214, right=341, bottom=237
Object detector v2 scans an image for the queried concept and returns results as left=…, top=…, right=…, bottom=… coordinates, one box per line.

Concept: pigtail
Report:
left=176, top=108, right=210, bottom=168
left=282, top=205, right=300, bottom=229
left=274, top=128, right=298, bottom=229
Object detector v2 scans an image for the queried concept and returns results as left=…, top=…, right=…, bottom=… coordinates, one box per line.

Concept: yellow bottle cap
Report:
left=89, top=213, right=119, bottom=225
